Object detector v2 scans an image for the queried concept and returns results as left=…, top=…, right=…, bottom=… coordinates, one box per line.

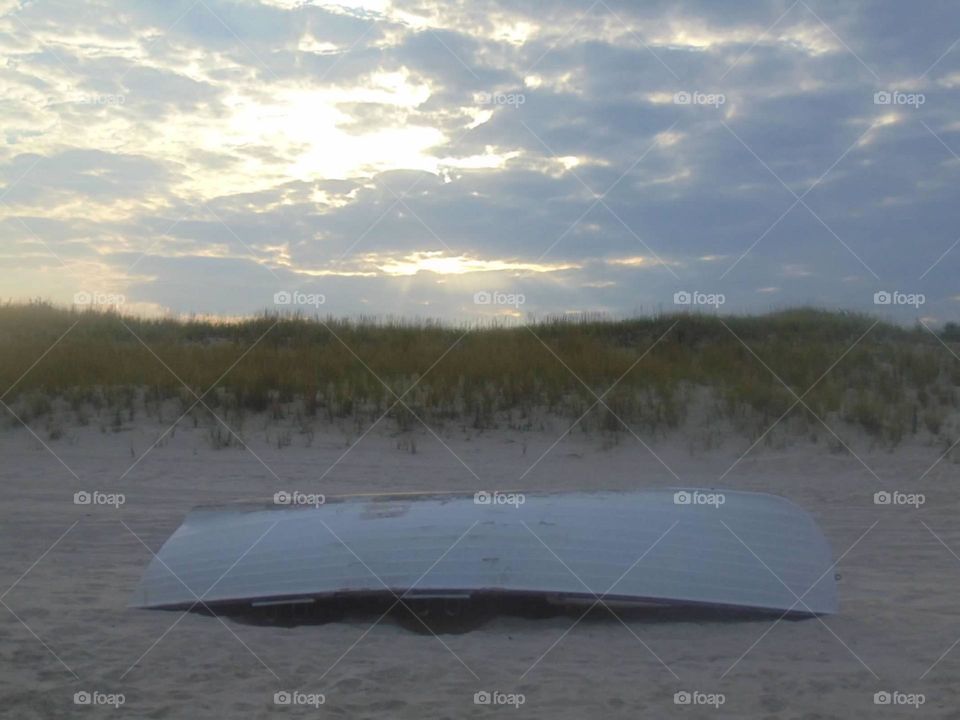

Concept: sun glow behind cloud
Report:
left=282, top=251, right=579, bottom=278
left=373, top=251, right=579, bottom=276
left=208, top=70, right=441, bottom=188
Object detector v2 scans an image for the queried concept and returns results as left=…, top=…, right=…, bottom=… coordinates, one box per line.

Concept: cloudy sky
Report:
left=1, top=0, right=959, bottom=322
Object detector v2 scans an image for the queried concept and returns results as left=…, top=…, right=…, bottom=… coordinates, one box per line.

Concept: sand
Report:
left=1, top=413, right=959, bottom=718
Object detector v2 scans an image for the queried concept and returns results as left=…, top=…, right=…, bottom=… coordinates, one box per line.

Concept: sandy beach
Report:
left=1, top=414, right=958, bottom=719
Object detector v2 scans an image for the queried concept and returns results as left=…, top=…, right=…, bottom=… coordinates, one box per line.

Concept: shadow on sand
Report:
left=185, top=594, right=818, bottom=635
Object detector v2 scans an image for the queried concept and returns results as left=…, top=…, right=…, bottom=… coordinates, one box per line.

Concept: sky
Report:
left=1, top=0, right=959, bottom=323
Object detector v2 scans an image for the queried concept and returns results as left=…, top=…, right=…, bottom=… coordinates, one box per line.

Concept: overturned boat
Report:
left=130, top=489, right=838, bottom=616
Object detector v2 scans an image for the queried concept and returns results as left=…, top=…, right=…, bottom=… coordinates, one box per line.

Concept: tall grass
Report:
left=1, top=301, right=958, bottom=445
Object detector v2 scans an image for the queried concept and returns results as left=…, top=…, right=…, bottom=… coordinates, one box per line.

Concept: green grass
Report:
left=1, top=301, right=958, bottom=445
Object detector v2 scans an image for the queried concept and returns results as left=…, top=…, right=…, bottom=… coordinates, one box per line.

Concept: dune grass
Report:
left=1, top=301, right=958, bottom=446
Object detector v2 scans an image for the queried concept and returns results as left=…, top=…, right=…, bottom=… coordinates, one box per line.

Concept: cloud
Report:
left=1, top=0, right=960, bottom=323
